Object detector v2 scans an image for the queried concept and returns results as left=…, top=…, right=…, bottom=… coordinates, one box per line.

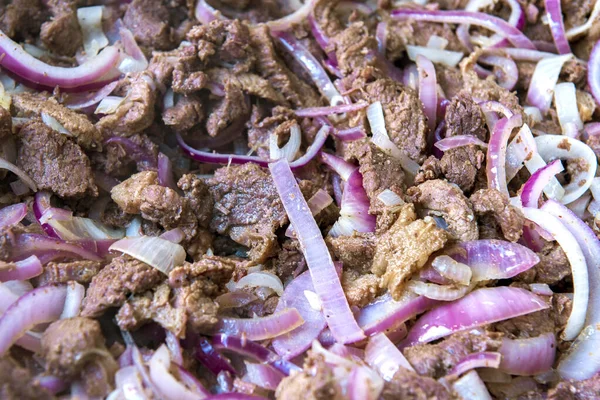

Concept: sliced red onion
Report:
left=431, top=255, right=472, bottom=285
left=270, top=122, right=301, bottom=162
left=0, top=32, right=120, bottom=89
left=295, top=101, right=368, bottom=117
left=109, top=236, right=186, bottom=275
left=522, top=207, right=587, bottom=340
left=434, top=135, right=488, bottom=151
left=272, top=271, right=327, bottom=359
left=0, top=202, right=27, bottom=230
left=406, top=280, right=470, bottom=302
left=541, top=200, right=600, bottom=380
left=13, top=233, right=102, bottom=262
left=453, top=371, right=492, bottom=400
left=446, top=352, right=502, bottom=380
left=499, top=332, right=555, bottom=376
left=0, top=285, right=67, bottom=356
left=265, top=0, right=316, bottom=32
left=59, top=281, right=85, bottom=319
left=215, top=291, right=257, bottom=309
left=521, top=159, right=564, bottom=207
left=158, top=153, right=177, bottom=190
left=403, top=63, right=419, bottom=91
left=401, top=287, right=548, bottom=347
left=526, top=54, right=573, bottom=113
left=486, top=114, right=523, bottom=196
left=275, top=32, right=342, bottom=106
left=406, top=46, right=463, bottom=68
left=160, top=228, right=186, bottom=245
left=191, top=336, right=236, bottom=376
left=114, top=366, right=146, bottom=400
left=586, top=122, right=600, bottom=137
left=544, top=0, right=571, bottom=54
left=243, top=362, right=285, bottom=391
left=416, top=55, right=437, bottom=132
left=535, top=135, right=596, bottom=204
left=529, top=283, right=553, bottom=296
left=236, top=271, right=283, bottom=296
left=0, top=156, right=37, bottom=192
left=365, top=332, right=414, bottom=381
left=357, top=292, right=438, bottom=337
left=391, top=9, right=535, bottom=49
left=269, top=159, right=365, bottom=344
left=588, top=39, right=600, bottom=107
left=216, top=308, right=304, bottom=341
left=0, top=255, right=42, bottom=282
left=566, top=0, right=600, bottom=39
left=64, top=81, right=119, bottom=110
left=118, top=26, right=148, bottom=74
left=202, top=394, right=266, bottom=400
left=478, top=55, right=518, bottom=91
left=285, top=188, right=332, bottom=236
left=194, top=0, right=222, bottom=24
left=36, top=375, right=68, bottom=395
left=554, top=82, right=584, bottom=137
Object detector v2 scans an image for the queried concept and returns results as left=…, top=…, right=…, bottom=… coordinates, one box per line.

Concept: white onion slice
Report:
left=426, top=35, right=449, bottom=50
left=524, top=106, right=543, bottom=124
left=522, top=207, right=588, bottom=340
left=565, top=0, right=600, bottom=39
left=431, top=255, right=472, bottom=285
left=269, top=122, right=301, bottom=162
left=534, top=135, right=597, bottom=204
left=236, top=271, right=284, bottom=296
left=77, top=6, right=109, bottom=58
left=367, top=101, right=388, bottom=138
left=406, top=280, right=470, bottom=301
left=377, top=189, right=404, bottom=207
left=526, top=53, right=573, bottom=113
left=125, top=217, right=143, bottom=238
left=554, top=82, right=584, bottom=137
left=453, top=371, right=493, bottom=400
left=41, top=113, right=70, bottom=136
left=46, top=215, right=125, bottom=240
left=95, top=96, right=125, bottom=115
left=60, top=281, right=85, bottom=319
left=109, top=236, right=186, bottom=275
left=406, top=46, right=464, bottom=68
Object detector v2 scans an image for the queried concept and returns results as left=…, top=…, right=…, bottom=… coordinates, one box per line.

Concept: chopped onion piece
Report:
left=406, top=46, right=463, bottom=68
left=243, top=362, right=285, bottom=391
left=522, top=207, right=587, bottom=340
left=109, top=236, right=186, bottom=275
left=434, top=135, right=488, bottom=151
left=453, top=371, right=492, bottom=400
left=377, top=189, right=404, bottom=207
left=95, top=96, right=125, bottom=115
left=266, top=0, right=316, bottom=32
left=45, top=214, right=125, bottom=241
left=216, top=308, right=304, bottom=341
left=60, top=281, right=85, bottom=319
left=446, top=352, right=502, bottom=380
left=0, top=255, right=42, bottom=282
left=566, top=0, right=600, bottom=39
left=0, top=203, right=27, bottom=230
left=77, top=6, right=109, bottom=58
left=427, top=35, right=449, bottom=49
left=526, top=54, right=573, bottom=113
left=118, top=27, right=148, bottom=74
left=149, top=345, right=209, bottom=400
left=487, top=114, right=523, bottom=196
left=544, top=0, right=571, bottom=54
left=406, top=280, right=470, bottom=301
left=554, top=82, right=584, bottom=137
left=367, top=102, right=388, bottom=138
left=270, top=122, right=301, bottom=162
left=329, top=167, right=375, bottom=237
left=520, top=159, right=564, bottom=207
left=499, top=332, right=556, bottom=376
left=431, top=255, right=472, bottom=285
left=416, top=55, right=437, bottom=131
left=365, top=332, right=414, bottom=381
left=236, top=271, right=284, bottom=296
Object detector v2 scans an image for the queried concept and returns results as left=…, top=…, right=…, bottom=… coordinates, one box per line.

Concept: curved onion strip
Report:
left=534, top=135, right=597, bottom=204
left=453, top=371, right=492, bottom=400
left=194, top=0, right=223, bottom=24
left=243, top=362, right=285, bottom=390
left=149, top=345, right=209, bottom=400
left=265, top=0, right=316, bottom=31
left=0, top=202, right=27, bottom=230
left=406, top=46, right=463, bottom=68
left=216, top=308, right=304, bottom=341
left=499, top=332, right=555, bottom=376
left=478, top=55, right=518, bottom=91
left=286, top=189, right=333, bottom=237
left=158, top=153, right=178, bottom=190
left=270, top=122, right=301, bottom=162
left=520, top=159, right=564, bottom=207
left=118, top=27, right=148, bottom=74
left=0, top=32, right=120, bottom=89
left=431, top=255, right=472, bottom=285
left=272, top=271, right=327, bottom=359
left=416, top=55, right=437, bottom=131
left=59, top=281, right=85, bottom=319
left=215, top=291, right=257, bottom=309
left=236, top=271, right=284, bottom=296
left=13, top=233, right=102, bottom=262
left=486, top=114, right=523, bottom=196
left=406, top=280, right=470, bottom=301
left=78, top=6, right=109, bottom=57
left=0, top=156, right=37, bottom=192
left=109, top=236, right=186, bottom=275
left=329, top=167, right=376, bottom=237
left=566, top=0, right=600, bottom=39
left=541, top=200, right=600, bottom=380
left=434, top=135, right=488, bottom=151
left=526, top=53, right=573, bottom=113
left=269, top=159, right=365, bottom=344
left=0, top=255, right=42, bottom=282
left=544, top=0, right=571, bottom=54
left=295, top=101, right=368, bottom=117
left=522, top=207, right=587, bottom=340
left=114, top=366, right=146, bottom=400
left=401, top=287, right=548, bottom=347
left=0, top=285, right=67, bottom=356
left=589, top=39, right=600, bottom=107
left=446, top=352, right=502, bottom=380
left=365, top=332, right=414, bottom=381
left=554, top=82, right=584, bottom=137
left=390, top=9, right=535, bottom=49
left=191, top=336, right=236, bottom=376
left=64, top=81, right=119, bottom=110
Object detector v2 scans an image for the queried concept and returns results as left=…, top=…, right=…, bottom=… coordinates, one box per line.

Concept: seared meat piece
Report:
left=470, top=188, right=524, bottom=242
left=40, top=0, right=82, bottom=56
left=440, top=146, right=485, bottom=193
left=382, top=368, right=452, bottom=400
left=35, top=260, right=105, bottom=286
left=444, top=93, right=488, bottom=140
left=0, top=356, right=53, bottom=400
left=275, top=353, right=341, bottom=400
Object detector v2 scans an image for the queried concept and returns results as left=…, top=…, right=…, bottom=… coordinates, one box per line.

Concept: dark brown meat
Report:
left=168, top=255, right=241, bottom=289
left=471, top=188, right=524, bottom=242
left=548, top=373, right=600, bottom=400
left=332, top=21, right=377, bottom=75
left=162, top=94, right=204, bottom=132
left=205, top=80, right=250, bottom=138
left=207, top=163, right=288, bottom=263
left=178, top=174, right=214, bottom=229
left=274, top=239, right=305, bottom=279
left=81, top=255, right=163, bottom=317
left=341, top=269, right=380, bottom=307
left=93, top=133, right=159, bottom=176
left=0, top=106, right=12, bottom=140
left=247, top=106, right=295, bottom=159
left=13, top=93, right=103, bottom=151
left=381, top=368, right=452, bottom=400
left=414, top=156, right=442, bottom=186
left=148, top=43, right=203, bottom=90
left=0, top=0, right=45, bottom=40
left=208, top=68, right=288, bottom=104
left=275, top=353, right=341, bottom=400
left=517, top=242, right=571, bottom=285
left=436, top=64, right=464, bottom=100
left=461, top=68, right=523, bottom=116
left=403, top=329, right=503, bottom=378
left=444, top=92, right=488, bottom=140
left=0, top=357, right=53, bottom=400
left=96, top=71, right=157, bottom=136
left=440, top=146, right=486, bottom=193
left=111, top=170, right=159, bottom=213
left=326, top=233, right=375, bottom=274
left=41, top=317, right=109, bottom=379
left=40, top=0, right=82, bottom=56
left=408, top=179, right=479, bottom=242
left=372, top=204, right=448, bottom=299
left=34, top=260, right=105, bottom=286
left=17, top=121, right=98, bottom=198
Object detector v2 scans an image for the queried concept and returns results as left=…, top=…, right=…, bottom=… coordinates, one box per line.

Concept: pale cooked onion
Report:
left=109, top=236, right=186, bottom=275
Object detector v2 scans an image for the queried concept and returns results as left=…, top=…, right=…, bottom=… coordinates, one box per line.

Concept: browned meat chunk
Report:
left=0, top=107, right=12, bottom=140
left=403, top=329, right=503, bottom=378
left=382, top=368, right=452, bottom=400
left=414, top=156, right=442, bottom=185
left=444, top=93, right=488, bottom=140
left=17, top=121, right=98, bottom=198
left=34, top=260, right=105, bottom=286
left=342, top=269, right=380, bottom=307
left=81, top=255, right=163, bottom=317
left=208, top=68, right=287, bottom=104
left=275, top=353, right=341, bottom=400
left=111, top=171, right=159, bottom=213
left=178, top=174, right=214, bottom=229
left=332, top=21, right=377, bottom=75
left=40, top=0, right=82, bottom=56
left=408, top=179, right=478, bottom=241
left=13, top=93, right=103, bottom=150
left=517, top=242, right=571, bottom=285
left=96, top=71, right=157, bottom=136
left=162, top=94, right=204, bottom=132
left=0, top=356, right=53, bottom=400
left=274, top=239, right=305, bottom=279
left=471, top=188, right=524, bottom=242
left=169, top=255, right=241, bottom=289
left=41, top=317, right=110, bottom=379
left=461, top=69, right=523, bottom=116
left=0, top=0, right=45, bottom=40
left=207, top=163, right=288, bottom=262
left=549, top=373, right=600, bottom=400
left=372, top=204, right=448, bottom=299
left=205, top=80, right=250, bottom=138
left=440, top=146, right=485, bottom=192
left=327, top=233, right=375, bottom=274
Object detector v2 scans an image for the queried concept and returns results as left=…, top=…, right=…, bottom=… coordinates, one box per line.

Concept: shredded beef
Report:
left=40, top=0, right=82, bottom=56
left=81, top=255, right=163, bottom=317
left=444, top=92, right=488, bottom=140
left=372, top=203, right=448, bottom=299
left=381, top=368, right=452, bottom=400
left=17, top=121, right=98, bottom=198
left=470, top=188, right=524, bottom=242
left=163, top=94, right=204, bottom=132
left=35, top=260, right=104, bottom=286
left=207, top=163, right=288, bottom=263
left=205, top=80, right=250, bottom=138
left=440, top=146, right=485, bottom=192
left=408, top=179, right=479, bottom=242
left=178, top=174, right=214, bottom=228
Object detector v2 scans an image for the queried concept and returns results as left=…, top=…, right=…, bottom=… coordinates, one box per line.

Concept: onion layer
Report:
left=216, top=308, right=304, bottom=341
left=499, top=332, right=556, bottom=376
